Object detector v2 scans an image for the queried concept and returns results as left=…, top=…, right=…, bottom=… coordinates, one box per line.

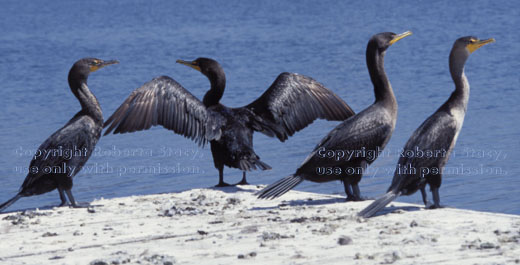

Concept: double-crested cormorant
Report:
left=0, top=58, right=118, bottom=213
left=103, top=58, right=354, bottom=186
left=358, top=36, right=495, bottom=218
left=257, top=31, right=412, bottom=201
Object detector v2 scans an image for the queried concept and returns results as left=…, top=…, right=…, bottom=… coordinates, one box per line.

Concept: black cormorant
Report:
left=103, top=58, right=354, bottom=186
left=0, top=58, right=118, bottom=213
left=358, top=36, right=495, bottom=218
left=257, top=31, right=412, bottom=201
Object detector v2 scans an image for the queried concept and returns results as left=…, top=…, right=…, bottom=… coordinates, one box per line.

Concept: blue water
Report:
left=0, top=0, right=518, bottom=214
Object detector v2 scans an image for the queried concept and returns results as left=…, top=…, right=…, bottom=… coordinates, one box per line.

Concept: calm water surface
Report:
left=0, top=0, right=518, bottom=214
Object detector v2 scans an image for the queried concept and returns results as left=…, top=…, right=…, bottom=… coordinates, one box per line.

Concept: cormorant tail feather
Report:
left=0, top=193, right=23, bottom=213
left=358, top=191, right=401, bottom=218
left=256, top=175, right=303, bottom=199
left=239, top=159, right=272, bottom=172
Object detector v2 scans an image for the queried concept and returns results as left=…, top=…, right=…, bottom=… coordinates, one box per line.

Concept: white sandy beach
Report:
left=0, top=185, right=518, bottom=265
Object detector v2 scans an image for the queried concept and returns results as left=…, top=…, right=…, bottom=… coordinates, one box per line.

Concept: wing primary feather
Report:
left=144, top=91, right=155, bottom=129
left=103, top=76, right=214, bottom=145
left=244, top=72, right=353, bottom=141
left=103, top=95, right=134, bottom=135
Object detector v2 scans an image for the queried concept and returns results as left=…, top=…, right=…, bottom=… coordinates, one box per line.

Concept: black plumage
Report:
left=103, top=58, right=354, bottom=186
left=0, top=58, right=118, bottom=213
left=358, top=36, right=495, bottom=218
left=257, top=31, right=412, bottom=201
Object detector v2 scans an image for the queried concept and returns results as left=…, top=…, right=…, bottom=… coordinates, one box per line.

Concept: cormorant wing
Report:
left=21, top=117, right=94, bottom=189
left=298, top=113, right=394, bottom=170
left=388, top=111, right=458, bottom=191
left=244, top=73, right=355, bottom=142
left=103, top=76, right=223, bottom=146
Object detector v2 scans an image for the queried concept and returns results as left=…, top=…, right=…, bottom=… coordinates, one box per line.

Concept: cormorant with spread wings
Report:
left=103, top=58, right=354, bottom=186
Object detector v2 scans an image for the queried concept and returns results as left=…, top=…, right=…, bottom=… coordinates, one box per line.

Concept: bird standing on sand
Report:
left=103, top=58, right=354, bottom=187
left=257, top=31, right=412, bottom=201
left=358, top=36, right=495, bottom=218
left=0, top=58, right=118, bottom=213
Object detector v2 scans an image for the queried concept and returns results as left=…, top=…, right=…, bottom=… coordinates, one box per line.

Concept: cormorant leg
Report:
left=351, top=183, right=365, bottom=201
left=58, top=188, right=68, bottom=207
left=420, top=186, right=429, bottom=207
left=215, top=167, right=230, bottom=187
left=234, top=171, right=249, bottom=185
left=65, top=189, right=89, bottom=208
left=428, top=187, right=442, bottom=209
left=343, top=181, right=356, bottom=201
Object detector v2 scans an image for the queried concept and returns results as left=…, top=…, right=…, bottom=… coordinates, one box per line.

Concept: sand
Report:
left=1, top=185, right=519, bottom=265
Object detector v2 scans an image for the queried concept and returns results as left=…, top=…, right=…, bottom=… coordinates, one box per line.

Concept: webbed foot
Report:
left=234, top=180, right=249, bottom=185
left=346, top=195, right=366, bottom=202
left=71, top=202, right=90, bottom=208
left=427, top=204, right=444, bottom=209
left=215, top=182, right=231, bottom=187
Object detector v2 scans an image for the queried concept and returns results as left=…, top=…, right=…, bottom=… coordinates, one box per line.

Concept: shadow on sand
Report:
left=0, top=202, right=102, bottom=215
left=250, top=197, right=349, bottom=211
left=207, top=184, right=260, bottom=194
left=367, top=204, right=423, bottom=218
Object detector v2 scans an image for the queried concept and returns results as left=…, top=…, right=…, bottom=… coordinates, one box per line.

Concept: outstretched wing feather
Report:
left=103, top=76, right=222, bottom=146
left=244, top=73, right=355, bottom=142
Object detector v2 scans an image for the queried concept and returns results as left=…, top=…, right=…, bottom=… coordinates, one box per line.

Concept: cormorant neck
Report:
left=68, top=72, right=103, bottom=123
left=447, top=50, right=470, bottom=111
left=366, top=45, right=396, bottom=107
left=202, top=71, right=226, bottom=107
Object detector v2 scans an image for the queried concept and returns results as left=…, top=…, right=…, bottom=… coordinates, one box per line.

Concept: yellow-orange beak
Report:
left=467, top=38, right=495, bottom=53
left=176, top=59, right=201, bottom=72
left=389, top=31, right=413, bottom=45
left=90, top=59, right=119, bottom=72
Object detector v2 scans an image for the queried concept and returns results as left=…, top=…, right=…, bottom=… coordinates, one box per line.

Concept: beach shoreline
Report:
left=1, top=185, right=519, bottom=265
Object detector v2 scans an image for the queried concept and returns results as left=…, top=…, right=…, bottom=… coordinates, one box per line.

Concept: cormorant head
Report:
left=68, top=58, right=119, bottom=84
left=176, top=57, right=225, bottom=81
left=177, top=57, right=226, bottom=105
left=451, top=36, right=495, bottom=58
left=448, top=36, right=494, bottom=76
left=369, top=31, right=412, bottom=52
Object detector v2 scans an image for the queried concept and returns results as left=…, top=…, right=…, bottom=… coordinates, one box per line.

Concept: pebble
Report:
left=226, top=197, right=240, bottom=205
left=237, top=252, right=257, bottom=259
left=480, top=242, right=496, bottom=249
left=89, top=260, right=109, bottom=265
left=42, top=232, right=58, bottom=237
left=338, top=236, right=353, bottom=245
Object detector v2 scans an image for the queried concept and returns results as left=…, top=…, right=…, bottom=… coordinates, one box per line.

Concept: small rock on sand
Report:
left=42, top=232, right=58, bottom=237
left=237, top=252, right=257, bottom=259
left=89, top=260, right=108, bottom=265
left=338, top=236, right=353, bottom=245
left=480, top=242, right=496, bottom=249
